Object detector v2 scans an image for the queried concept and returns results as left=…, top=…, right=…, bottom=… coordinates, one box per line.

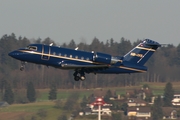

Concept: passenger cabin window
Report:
left=75, top=56, right=78, bottom=59
left=53, top=52, right=56, bottom=55
left=27, top=46, right=37, bottom=51
left=59, top=53, right=61, bottom=56
left=70, top=55, right=72, bottom=58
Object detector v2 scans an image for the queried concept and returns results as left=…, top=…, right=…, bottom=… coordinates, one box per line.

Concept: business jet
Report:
left=8, top=39, right=161, bottom=81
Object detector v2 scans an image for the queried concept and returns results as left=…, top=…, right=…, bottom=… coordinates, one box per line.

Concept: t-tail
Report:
left=123, top=39, right=161, bottom=65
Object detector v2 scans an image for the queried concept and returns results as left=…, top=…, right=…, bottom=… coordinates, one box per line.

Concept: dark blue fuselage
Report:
left=9, top=44, right=147, bottom=74
left=9, top=39, right=161, bottom=81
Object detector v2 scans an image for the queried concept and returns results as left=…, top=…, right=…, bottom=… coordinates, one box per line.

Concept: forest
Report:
left=0, top=33, right=180, bottom=90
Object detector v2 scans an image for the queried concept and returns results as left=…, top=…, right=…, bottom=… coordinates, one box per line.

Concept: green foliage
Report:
left=80, top=95, right=88, bottom=109
left=112, top=112, right=122, bottom=120
left=37, top=109, right=47, bottom=118
left=152, top=95, right=163, bottom=120
left=14, top=89, right=28, bottom=103
left=111, top=101, right=120, bottom=111
left=143, top=84, right=150, bottom=89
left=121, top=103, right=128, bottom=115
left=54, top=99, right=62, bottom=109
left=104, top=89, right=112, bottom=102
left=163, top=82, right=174, bottom=106
left=48, top=81, right=57, bottom=100
left=3, top=82, right=14, bottom=104
left=177, top=109, right=180, bottom=118
left=27, top=81, right=36, bottom=102
left=63, top=92, right=79, bottom=111
left=86, top=115, right=97, bottom=119
left=57, top=115, right=67, bottom=120
left=144, top=93, right=153, bottom=103
left=30, top=116, right=37, bottom=120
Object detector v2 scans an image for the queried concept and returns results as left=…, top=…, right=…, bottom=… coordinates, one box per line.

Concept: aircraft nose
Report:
left=8, top=51, right=14, bottom=57
left=8, top=51, right=19, bottom=58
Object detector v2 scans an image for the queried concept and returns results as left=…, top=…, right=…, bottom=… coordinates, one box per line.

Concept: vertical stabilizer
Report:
left=123, top=39, right=161, bottom=65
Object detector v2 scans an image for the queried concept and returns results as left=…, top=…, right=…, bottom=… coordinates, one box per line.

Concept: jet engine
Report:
left=93, top=52, right=119, bottom=64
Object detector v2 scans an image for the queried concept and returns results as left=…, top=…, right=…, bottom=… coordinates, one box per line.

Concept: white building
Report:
left=172, top=94, right=180, bottom=106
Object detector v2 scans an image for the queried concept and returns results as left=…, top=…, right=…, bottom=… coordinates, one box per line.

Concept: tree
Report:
left=152, top=95, right=163, bottom=120
left=57, top=115, right=67, bottom=120
left=3, top=82, right=14, bottom=104
left=54, top=99, right=62, bottom=109
left=63, top=92, right=79, bottom=111
left=27, top=81, right=36, bottom=102
left=104, top=89, right=112, bottom=102
left=37, top=109, right=47, bottom=118
left=163, top=82, right=174, bottom=106
left=80, top=95, right=88, bottom=109
left=112, top=112, right=122, bottom=120
left=68, top=39, right=76, bottom=49
left=48, top=81, right=57, bottom=100
left=121, top=103, right=128, bottom=115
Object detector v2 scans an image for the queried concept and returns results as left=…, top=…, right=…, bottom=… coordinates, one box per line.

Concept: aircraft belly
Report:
left=94, top=67, right=132, bottom=74
left=95, top=66, right=146, bottom=74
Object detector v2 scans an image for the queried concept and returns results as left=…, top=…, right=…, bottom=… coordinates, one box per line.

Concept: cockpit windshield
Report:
left=25, top=46, right=37, bottom=51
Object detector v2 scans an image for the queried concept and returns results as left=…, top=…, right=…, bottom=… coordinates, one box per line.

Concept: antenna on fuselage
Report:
left=75, top=47, right=78, bottom=50
left=49, top=43, right=53, bottom=46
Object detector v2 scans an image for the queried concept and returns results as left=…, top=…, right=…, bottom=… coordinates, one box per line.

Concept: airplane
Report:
left=8, top=39, right=161, bottom=81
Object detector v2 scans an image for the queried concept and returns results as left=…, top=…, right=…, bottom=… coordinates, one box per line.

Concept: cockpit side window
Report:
left=27, top=46, right=37, bottom=51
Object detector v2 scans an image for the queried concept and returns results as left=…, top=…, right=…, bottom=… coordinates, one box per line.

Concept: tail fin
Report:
left=123, top=39, right=161, bottom=65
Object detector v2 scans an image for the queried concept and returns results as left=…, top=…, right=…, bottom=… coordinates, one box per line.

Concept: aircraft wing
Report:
left=61, top=63, right=110, bottom=69
left=58, top=60, right=110, bottom=73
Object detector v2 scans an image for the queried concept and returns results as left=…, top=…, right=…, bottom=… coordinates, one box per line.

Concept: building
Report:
left=84, top=108, right=92, bottom=115
left=128, top=106, right=151, bottom=120
left=127, top=98, right=147, bottom=107
left=172, top=94, right=180, bottom=106
left=92, top=106, right=112, bottom=116
left=81, top=97, right=112, bottom=116
left=162, top=107, right=177, bottom=119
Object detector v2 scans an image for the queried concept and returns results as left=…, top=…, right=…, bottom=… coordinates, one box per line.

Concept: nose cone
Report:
left=8, top=51, right=19, bottom=59
left=9, top=50, right=28, bottom=61
left=8, top=51, right=14, bottom=57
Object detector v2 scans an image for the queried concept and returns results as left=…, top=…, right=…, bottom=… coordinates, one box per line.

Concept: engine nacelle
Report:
left=93, top=52, right=119, bottom=64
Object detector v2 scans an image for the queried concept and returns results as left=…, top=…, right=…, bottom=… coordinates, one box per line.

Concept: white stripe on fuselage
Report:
left=19, top=50, right=146, bottom=73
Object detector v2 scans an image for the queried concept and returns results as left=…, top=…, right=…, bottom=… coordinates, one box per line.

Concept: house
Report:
left=172, top=94, right=180, bottom=106
left=84, top=108, right=92, bottom=115
left=84, top=102, right=112, bottom=116
left=127, top=98, right=147, bottom=107
left=126, top=90, right=135, bottom=98
left=92, top=106, right=112, bottom=116
left=162, top=107, right=177, bottom=119
left=128, top=106, right=151, bottom=120
left=0, top=101, right=9, bottom=107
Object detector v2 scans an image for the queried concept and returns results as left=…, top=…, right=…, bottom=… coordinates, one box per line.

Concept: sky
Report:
left=0, top=0, right=180, bottom=45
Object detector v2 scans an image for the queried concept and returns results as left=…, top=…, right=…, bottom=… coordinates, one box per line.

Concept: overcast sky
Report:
left=0, top=0, right=180, bottom=45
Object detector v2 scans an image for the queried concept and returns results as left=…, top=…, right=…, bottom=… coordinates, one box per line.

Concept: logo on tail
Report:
left=123, top=39, right=161, bottom=65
